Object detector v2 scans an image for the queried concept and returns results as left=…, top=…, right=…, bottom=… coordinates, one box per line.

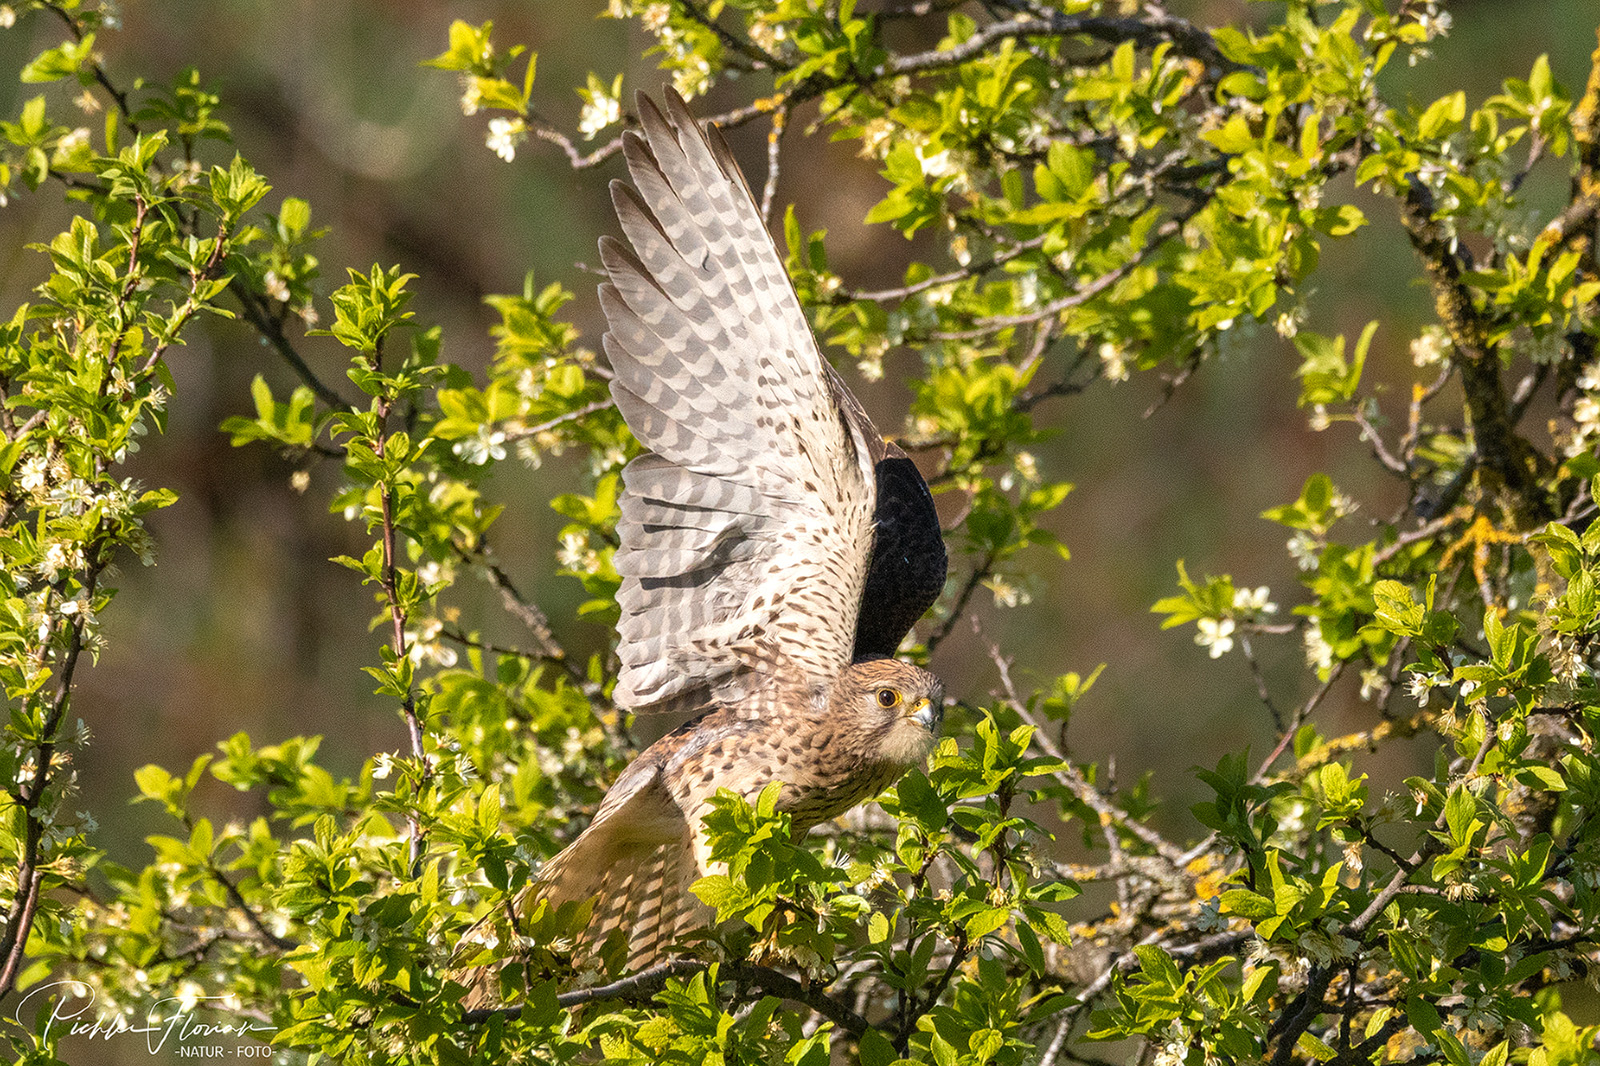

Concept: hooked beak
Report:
left=909, top=696, right=943, bottom=733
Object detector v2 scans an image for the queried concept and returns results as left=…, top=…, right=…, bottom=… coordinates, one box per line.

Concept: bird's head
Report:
left=836, top=658, right=944, bottom=768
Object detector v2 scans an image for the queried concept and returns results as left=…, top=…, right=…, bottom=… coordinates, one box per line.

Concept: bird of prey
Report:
left=465, top=90, right=948, bottom=999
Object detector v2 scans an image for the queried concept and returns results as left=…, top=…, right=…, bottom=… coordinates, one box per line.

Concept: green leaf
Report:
left=858, top=1029, right=897, bottom=1066
left=1417, top=91, right=1466, bottom=139
left=1220, top=889, right=1277, bottom=920
left=1406, top=994, right=1443, bottom=1035
left=1514, top=765, right=1566, bottom=792
left=21, top=35, right=96, bottom=83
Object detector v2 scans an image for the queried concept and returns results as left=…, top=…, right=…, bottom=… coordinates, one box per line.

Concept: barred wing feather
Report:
left=601, top=91, right=877, bottom=715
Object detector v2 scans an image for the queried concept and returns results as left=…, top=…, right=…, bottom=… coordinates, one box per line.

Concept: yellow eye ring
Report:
left=876, top=687, right=901, bottom=709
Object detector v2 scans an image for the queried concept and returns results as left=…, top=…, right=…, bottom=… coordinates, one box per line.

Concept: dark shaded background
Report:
left=0, top=0, right=1595, bottom=1060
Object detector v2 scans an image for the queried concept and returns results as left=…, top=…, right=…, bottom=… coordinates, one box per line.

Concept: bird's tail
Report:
left=458, top=818, right=712, bottom=1009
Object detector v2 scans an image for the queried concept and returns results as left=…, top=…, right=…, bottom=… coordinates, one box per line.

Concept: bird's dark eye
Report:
left=876, top=687, right=901, bottom=709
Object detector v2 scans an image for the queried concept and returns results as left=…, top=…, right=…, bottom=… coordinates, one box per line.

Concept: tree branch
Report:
left=463, top=958, right=871, bottom=1036
left=232, top=283, right=354, bottom=410
left=502, top=397, right=616, bottom=442
left=890, top=10, right=1236, bottom=76
left=1399, top=179, right=1547, bottom=516
left=925, top=551, right=995, bottom=655
left=0, top=568, right=99, bottom=1000
left=676, top=0, right=788, bottom=72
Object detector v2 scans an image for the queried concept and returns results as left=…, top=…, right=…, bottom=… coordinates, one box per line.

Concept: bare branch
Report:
left=677, top=0, right=789, bottom=71
left=1351, top=403, right=1409, bottom=478
left=925, top=551, right=996, bottom=655
left=502, top=397, right=616, bottom=442
left=233, top=284, right=353, bottom=410
left=927, top=214, right=1187, bottom=342
left=760, top=105, right=789, bottom=226
left=891, top=10, right=1236, bottom=77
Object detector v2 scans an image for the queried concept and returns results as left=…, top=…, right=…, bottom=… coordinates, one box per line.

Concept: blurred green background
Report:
left=0, top=0, right=1595, bottom=1059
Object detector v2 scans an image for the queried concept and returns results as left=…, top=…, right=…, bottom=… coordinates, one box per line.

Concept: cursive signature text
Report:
left=16, top=980, right=277, bottom=1055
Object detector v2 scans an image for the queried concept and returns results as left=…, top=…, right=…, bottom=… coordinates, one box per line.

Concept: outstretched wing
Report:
left=601, top=91, right=879, bottom=714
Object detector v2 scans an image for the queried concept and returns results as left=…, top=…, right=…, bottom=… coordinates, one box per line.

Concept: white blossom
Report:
left=556, top=531, right=592, bottom=571
left=43, top=540, right=85, bottom=578
left=1232, top=585, right=1277, bottom=616
left=857, top=117, right=895, bottom=158
left=747, top=19, right=785, bottom=55
left=1304, top=625, right=1335, bottom=673
left=19, top=456, right=49, bottom=494
left=175, top=980, right=205, bottom=1012
left=55, top=127, right=90, bottom=156
left=406, top=617, right=458, bottom=668
left=1288, top=532, right=1320, bottom=570
left=986, top=576, right=1027, bottom=608
left=263, top=270, right=291, bottom=303
left=1277, top=799, right=1307, bottom=835
left=1098, top=341, right=1130, bottom=382
left=578, top=87, right=621, bottom=139
left=1577, top=360, right=1600, bottom=393
left=641, top=2, right=671, bottom=32
left=918, top=146, right=955, bottom=179
left=1410, top=325, right=1450, bottom=367
left=1574, top=395, right=1600, bottom=434
left=1151, top=1024, right=1191, bottom=1066
left=1196, top=617, right=1235, bottom=658
left=459, top=77, right=483, bottom=116
left=453, top=425, right=508, bottom=465
left=486, top=116, right=526, bottom=162
left=1416, top=5, right=1452, bottom=39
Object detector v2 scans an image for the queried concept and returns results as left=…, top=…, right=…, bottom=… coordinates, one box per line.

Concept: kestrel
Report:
left=464, top=91, right=947, bottom=1001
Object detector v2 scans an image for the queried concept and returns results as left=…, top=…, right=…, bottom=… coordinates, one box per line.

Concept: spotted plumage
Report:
left=462, top=91, right=947, bottom=1004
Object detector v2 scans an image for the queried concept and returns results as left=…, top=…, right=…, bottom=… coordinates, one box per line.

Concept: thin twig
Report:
left=927, top=215, right=1185, bottom=341
left=1350, top=403, right=1409, bottom=477
left=677, top=0, right=789, bottom=71
left=502, top=396, right=616, bottom=442
left=992, top=650, right=1193, bottom=873
left=232, top=284, right=353, bottom=410
left=1236, top=630, right=1286, bottom=734
left=838, top=234, right=1049, bottom=304
left=890, top=11, right=1237, bottom=76
left=760, top=104, right=788, bottom=225
left=925, top=551, right=995, bottom=654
